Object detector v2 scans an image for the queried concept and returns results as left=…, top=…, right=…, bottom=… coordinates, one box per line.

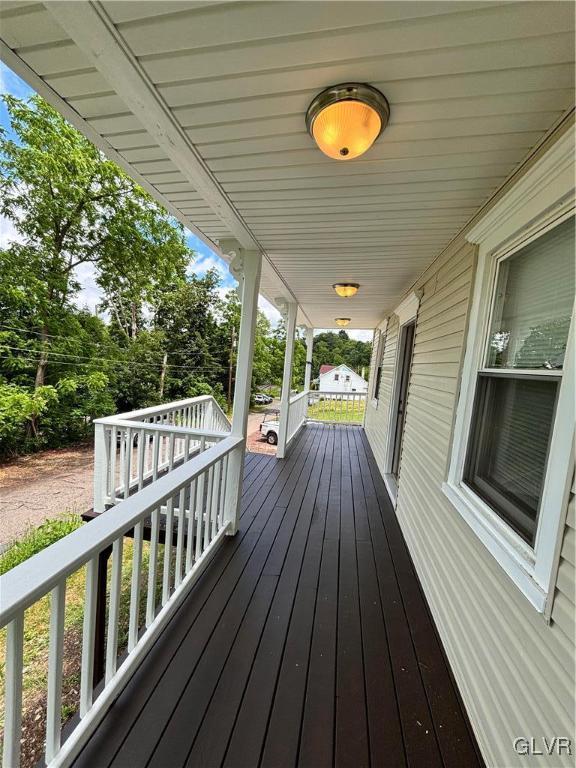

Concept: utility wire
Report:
left=0, top=324, right=224, bottom=361
left=0, top=353, right=226, bottom=376
left=0, top=344, right=226, bottom=371
left=0, top=346, right=226, bottom=373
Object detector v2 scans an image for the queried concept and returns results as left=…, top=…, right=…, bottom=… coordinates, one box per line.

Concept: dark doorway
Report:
left=391, top=321, right=415, bottom=478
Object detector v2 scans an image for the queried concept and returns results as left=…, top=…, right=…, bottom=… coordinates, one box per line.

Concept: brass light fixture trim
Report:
left=333, top=283, right=360, bottom=298
left=306, top=83, right=390, bottom=160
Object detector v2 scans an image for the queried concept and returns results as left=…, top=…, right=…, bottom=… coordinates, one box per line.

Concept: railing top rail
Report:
left=311, top=390, right=368, bottom=396
left=94, top=395, right=214, bottom=424
left=209, top=397, right=231, bottom=426
left=95, top=419, right=230, bottom=440
left=0, top=435, right=242, bottom=626
left=289, top=389, right=309, bottom=404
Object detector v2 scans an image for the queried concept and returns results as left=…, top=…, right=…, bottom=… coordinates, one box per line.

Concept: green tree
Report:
left=311, top=330, right=371, bottom=381
left=0, top=93, right=193, bottom=451
left=0, top=94, right=191, bottom=385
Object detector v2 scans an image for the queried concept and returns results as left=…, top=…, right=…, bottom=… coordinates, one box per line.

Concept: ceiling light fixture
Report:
left=335, top=318, right=351, bottom=327
left=333, top=283, right=360, bottom=298
left=306, top=83, right=389, bottom=160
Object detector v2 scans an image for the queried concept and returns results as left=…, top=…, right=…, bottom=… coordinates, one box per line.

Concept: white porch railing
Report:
left=93, top=396, right=231, bottom=513
left=307, top=390, right=367, bottom=424
left=286, top=390, right=309, bottom=446
left=280, top=389, right=367, bottom=456
left=0, top=433, right=243, bottom=768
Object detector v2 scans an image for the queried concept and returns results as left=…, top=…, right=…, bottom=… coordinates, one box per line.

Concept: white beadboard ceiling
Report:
left=1, top=1, right=574, bottom=328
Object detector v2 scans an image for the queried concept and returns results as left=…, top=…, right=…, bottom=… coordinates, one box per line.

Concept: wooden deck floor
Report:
left=74, top=424, right=483, bottom=768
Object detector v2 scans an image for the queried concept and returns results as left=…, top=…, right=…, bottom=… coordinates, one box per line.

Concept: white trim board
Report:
left=393, top=290, right=422, bottom=326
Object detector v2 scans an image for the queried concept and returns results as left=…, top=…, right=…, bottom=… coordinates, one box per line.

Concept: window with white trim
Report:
left=445, top=128, right=575, bottom=613
left=463, top=218, right=574, bottom=547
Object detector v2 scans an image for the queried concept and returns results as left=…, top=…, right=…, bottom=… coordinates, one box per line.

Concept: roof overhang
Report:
left=1, top=1, right=574, bottom=328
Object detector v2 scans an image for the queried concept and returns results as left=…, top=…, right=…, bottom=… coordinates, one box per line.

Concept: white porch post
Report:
left=304, top=327, right=314, bottom=392
left=93, top=421, right=109, bottom=514
left=277, top=301, right=298, bottom=459
left=223, top=247, right=262, bottom=534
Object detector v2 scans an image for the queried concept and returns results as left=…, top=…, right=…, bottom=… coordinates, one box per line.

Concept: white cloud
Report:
left=347, top=329, right=374, bottom=342
left=314, top=327, right=374, bottom=343
left=258, top=296, right=281, bottom=326
left=72, top=261, right=104, bottom=314
left=0, top=215, right=23, bottom=249
left=189, top=252, right=232, bottom=282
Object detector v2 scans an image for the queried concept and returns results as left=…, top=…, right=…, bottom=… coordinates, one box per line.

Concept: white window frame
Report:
left=444, top=126, right=575, bottom=613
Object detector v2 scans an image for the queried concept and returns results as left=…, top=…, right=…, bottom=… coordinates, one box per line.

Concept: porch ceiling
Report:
left=1, top=1, right=574, bottom=328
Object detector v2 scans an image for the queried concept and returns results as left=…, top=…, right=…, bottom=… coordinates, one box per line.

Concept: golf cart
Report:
left=260, top=408, right=279, bottom=445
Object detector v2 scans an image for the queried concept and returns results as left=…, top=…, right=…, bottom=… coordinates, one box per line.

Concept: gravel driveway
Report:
left=0, top=405, right=279, bottom=548
left=0, top=444, right=94, bottom=548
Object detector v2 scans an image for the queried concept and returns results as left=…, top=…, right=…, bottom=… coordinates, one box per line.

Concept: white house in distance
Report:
left=318, top=364, right=368, bottom=396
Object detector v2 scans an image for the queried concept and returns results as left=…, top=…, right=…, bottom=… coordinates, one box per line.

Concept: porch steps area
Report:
left=73, top=424, right=482, bottom=768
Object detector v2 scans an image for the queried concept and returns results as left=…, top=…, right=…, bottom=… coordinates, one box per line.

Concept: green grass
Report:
left=0, top=514, right=83, bottom=575
left=307, top=399, right=365, bottom=424
left=0, top=515, right=164, bottom=768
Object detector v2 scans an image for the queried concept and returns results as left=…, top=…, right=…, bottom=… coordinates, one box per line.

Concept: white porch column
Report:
left=304, top=327, right=314, bottom=392
left=277, top=301, right=298, bottom=459
left=224, top=247, right=262, bottom=534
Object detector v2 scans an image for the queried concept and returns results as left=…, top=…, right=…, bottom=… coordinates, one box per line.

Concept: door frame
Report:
left=383, top=291, right=421, bottom=505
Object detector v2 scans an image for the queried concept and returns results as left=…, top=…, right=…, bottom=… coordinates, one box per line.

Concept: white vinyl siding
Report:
left=552, top=477, right=575, bottom=644
left=364, top=231, right=575, bottom=767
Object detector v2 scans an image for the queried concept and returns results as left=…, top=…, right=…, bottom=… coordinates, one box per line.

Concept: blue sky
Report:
left=1, top=61, right=371, bottom=340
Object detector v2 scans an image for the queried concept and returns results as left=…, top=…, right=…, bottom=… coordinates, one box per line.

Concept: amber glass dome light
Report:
left=333, top=283, right=360, bottom=298
left=306, top=83, right=389, bottom=160
left=335, top=318, right=351, bottom=327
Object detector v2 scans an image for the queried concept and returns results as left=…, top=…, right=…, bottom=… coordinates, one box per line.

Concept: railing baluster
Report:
left=175, top=486, right=186, bottom=587
left=119, top=428, right=126, bottom=497
left=3, top=613, right=24, bottom=768
left=80, top=556, right=98, bottom=716
left=152, top=429, right=160, bottom=482
left=46, top=579, right=66, bottom=763
left=146, top=508, right=160, bottom=626
left=128, top=521, right=143, bottom=652
left=105, top=537, right=123, bottom=683
left=204, top=466, right=214, bottom=548
left=138, top=428, right=145, bottom=490
left=186, top=477, right=197, bottom=571
left=123, top=427, right=132, bottom=498
left=195, top=468, right=205, bottom=561
left=211, top=460, right=221, bottom=540
left=45, top=583, right=66, bottom=759
left=162, top=494, right=174, bottom=606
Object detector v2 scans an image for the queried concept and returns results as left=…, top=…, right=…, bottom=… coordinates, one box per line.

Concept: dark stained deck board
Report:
left=356, top=429, right=483, bottom=768
left=155, top=427, right=327, bottom=768
left=258, top=427, right=335, bottom=768
left=106, top=428, right=320, bottom=768
left=74, top=424, right=482, bottom=768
